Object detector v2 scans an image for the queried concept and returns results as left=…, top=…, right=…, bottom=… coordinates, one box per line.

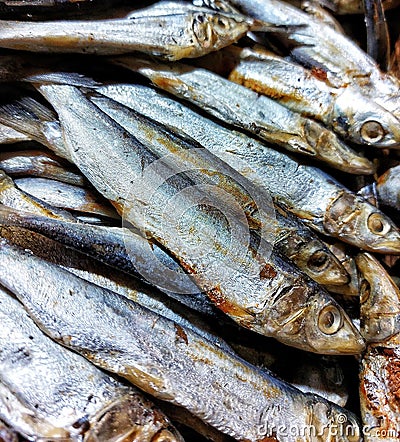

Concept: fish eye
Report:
left=367, top=213, right=391, bottom=236
left=360, top=120, right=385, bottom=144
left=215, top=16, right=230, bottom=29
left=318, top=305, right=343, bottom=335
left=307, top=250, right=329, bottom=273
left=359, top=279, right=371, bottom=304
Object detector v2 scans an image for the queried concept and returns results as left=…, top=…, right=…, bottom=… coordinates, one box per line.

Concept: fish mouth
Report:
left=367, top=237, right=400, bottom=254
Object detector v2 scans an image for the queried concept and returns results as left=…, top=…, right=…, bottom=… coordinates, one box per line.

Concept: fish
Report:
left=372, top=165, right=400, bottom=211
left=0, top=169, right=76, bottom=221
left=0, top=148, right=85, bottom=186
left=0, top=240, right=363, bottom=442
left=228, top=0, right=400, bottom=117
left=324, top=242, right=360, bottom=297
left=38, top=83, right=364, bottom=354
left=0, top=2, right=263, bottom=60
left=87, top=90, right=349, bottom=287
left=0, top=283, right=184, bottom=442
left=93, top=82, right=400, bottom=254
left=14, top=176, right=120, bottom=220
left=356, top=253, right=400, bottom=343
left=359, top=342, right=400, bottom=442
left=112, top=55, right=375, bottom=171
left=0, top=88, right=352, bottom=288
left=220, top=46, right=400, bottom=148
left=357, top=253, right=400, bottom=441
left=0, top=209, right=220, bottom=320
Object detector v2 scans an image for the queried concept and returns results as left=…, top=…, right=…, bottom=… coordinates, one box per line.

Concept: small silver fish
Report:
left=0, top=240, right=363, bottom=442
left=0, top=123, right=30, bottom=144
left=0, top=169, right=76, bottom=221
left=0, top=2, right=261, bottom=60
left=0, top=284, right=183, bottom=442
left=38, top=83, right=364, bottom=354
left=0, top=149, right=85, bottom=186
left=112, top=55, right=376, bottom=171
left=14, top=177, right=119, bottom=220
left=223, top=46, right=400, bottom=148
left=93, top=82, right=400, bottom=255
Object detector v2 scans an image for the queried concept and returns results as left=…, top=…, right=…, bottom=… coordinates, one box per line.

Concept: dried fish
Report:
left=0, top=240, right=363, bottom=442
left=38, top=83, right=365, bottom=354
left=0, top=148, right=84, bottom=185
left=229, top=0, right=400, bottom=117
left=113, top=56, right=376, bottom=170
left=94, top=82, right=400, bottom=254
left=0, top=284, right=183, bottom=442
left=14, top=177, right=119, bottom=220
left=0, top=169, right=76, bottom=221
left=87, top=91, right=349, bottom=286
left=221, top=46, right=400, bottom=147
left=0, top=2, right=261, bottom=60
left=358, top=253, right=400, bottom=441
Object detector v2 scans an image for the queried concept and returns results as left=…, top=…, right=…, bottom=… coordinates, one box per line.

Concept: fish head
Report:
left=190, top=11, right=252, bottom=56
left=269, top=284, right=364, bottom=354
left=324, top=192, right=400, bottom=254
left=85, top=394, right=184, bottom=442
left=302, top=119, right=375, bottom=175
left=356, top=253, right=400, bottom=343
left=292, top=240, right=349, bottom=286
left=333, top=88, right=400, bottom=148
left=307, top=400, right=361, bottom=442
left=301, top=291, right=365, bottom=355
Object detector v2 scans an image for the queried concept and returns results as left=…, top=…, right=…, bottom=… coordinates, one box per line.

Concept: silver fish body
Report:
left=38, top=83, right=364, bottom=354
left=94, top=82, right=400, bottom=254
left=229, top=0, right=400, bottom=117
left=0, top=169, right=76, bottom=221
left=0, top=241, right=362, bottom=442
left=225, top=46, right=400, bottom=148
left=87, top=90, right=348, bottom=287
left=0, top=2, right=257, bottom=60
left=112, top=56, right=374, bottom=171
left=0, top=284, right=183, bottom=442
left=0, top=149, right=85, bottom=186
left=14, top=177, right=119, bottom=220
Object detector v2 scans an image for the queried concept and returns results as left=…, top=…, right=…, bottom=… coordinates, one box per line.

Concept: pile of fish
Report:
left=0, top=0, right=400, bottom=441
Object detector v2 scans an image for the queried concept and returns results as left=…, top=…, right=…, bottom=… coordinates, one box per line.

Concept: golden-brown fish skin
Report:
left=356, top=253, right=400, bottom=343
left=360, top=342, right=400, bottom=442
left=0, top=169, right=76, bottom=221
left=358, top=251, right=400, bottom=441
